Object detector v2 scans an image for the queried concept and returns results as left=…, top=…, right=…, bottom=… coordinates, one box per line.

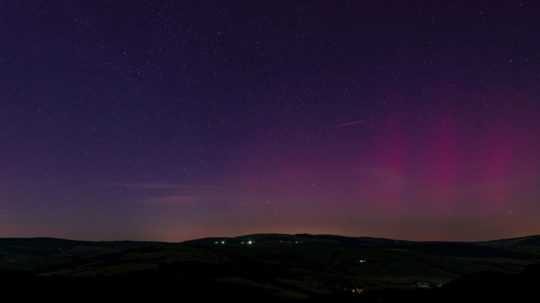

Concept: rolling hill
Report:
left=1, top=234, right=539, bottom=301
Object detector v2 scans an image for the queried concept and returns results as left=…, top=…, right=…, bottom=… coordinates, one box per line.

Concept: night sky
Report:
left=2, top=1, right=540, bottom=241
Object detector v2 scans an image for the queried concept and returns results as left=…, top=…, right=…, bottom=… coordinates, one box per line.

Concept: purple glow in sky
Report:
left=1, top=1, right=540, bottom=241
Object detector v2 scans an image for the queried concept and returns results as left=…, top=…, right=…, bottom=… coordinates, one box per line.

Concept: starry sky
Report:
left=1, top=1, right=540, bottom=241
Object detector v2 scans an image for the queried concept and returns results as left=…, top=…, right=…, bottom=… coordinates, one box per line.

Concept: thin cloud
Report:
left=119, top=183, right=224, bottom=192
left=147, top=194, right=198, bottom=205
left=119, top=182, right=225, bottom=206
left=336, top=120, right=366, bottom=128
left=119, top=182, right=181, bottom=190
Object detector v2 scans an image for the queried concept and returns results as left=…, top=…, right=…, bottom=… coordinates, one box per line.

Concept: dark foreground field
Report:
left=1, top=234, right=540, bottom=301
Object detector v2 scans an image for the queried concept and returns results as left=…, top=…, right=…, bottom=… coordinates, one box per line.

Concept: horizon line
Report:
left=1, top=232, right=538, bottom=244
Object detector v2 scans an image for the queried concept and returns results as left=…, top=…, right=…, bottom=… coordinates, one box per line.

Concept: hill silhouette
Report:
left=1, top=234, right=539, bottom=301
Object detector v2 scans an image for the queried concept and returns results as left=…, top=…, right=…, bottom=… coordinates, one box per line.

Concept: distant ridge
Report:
left=2, top=233, right=540, bottom=244
left=1, top=232, right=540, bottom=298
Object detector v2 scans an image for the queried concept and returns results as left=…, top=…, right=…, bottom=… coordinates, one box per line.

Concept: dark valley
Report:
left=2, top=234, right=539, bottom=301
